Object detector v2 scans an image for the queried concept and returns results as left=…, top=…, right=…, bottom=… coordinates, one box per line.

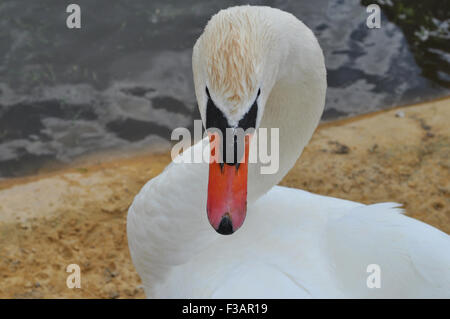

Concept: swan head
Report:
left=192, top=7, right=282, bottom=235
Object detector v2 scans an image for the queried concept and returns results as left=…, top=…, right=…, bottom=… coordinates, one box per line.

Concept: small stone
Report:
left=368, top=144, right=378, bottom=153
left=395, top=111, right=405, bottom=118
left=109, top=291, right=120, bottom=299
left=19, top=222, right=30, bottom=230
left=328, top=141, right=350, bottom=154
left=342, top=185, right=351, bottom=193
left=419, top=119, right=431, bottom=131
left=335, top=144, right=350, bottom=154
left=124, top=288, right=136, bottom=297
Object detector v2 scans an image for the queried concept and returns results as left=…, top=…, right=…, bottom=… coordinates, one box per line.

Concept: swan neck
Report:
left=247, top=26, right=326, bottom=203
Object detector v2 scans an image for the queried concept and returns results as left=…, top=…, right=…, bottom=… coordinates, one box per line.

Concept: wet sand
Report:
left=0, top=97, right=449, bottom=298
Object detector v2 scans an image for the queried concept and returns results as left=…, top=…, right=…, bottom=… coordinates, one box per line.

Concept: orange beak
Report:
left=207, top=133, right=250, bottom=235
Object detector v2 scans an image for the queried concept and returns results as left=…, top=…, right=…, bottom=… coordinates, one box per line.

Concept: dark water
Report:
left=0, top=0, right=449, bottom=178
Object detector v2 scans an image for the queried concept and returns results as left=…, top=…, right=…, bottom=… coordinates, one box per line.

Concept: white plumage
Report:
left=127, top=6, right=450, bottom=298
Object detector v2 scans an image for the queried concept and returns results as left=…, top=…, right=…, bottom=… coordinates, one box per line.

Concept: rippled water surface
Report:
left=0, top=0, right=448, bottom=177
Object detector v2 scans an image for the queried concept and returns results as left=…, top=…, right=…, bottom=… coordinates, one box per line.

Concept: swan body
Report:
left=127, top=6, right=450, bottom=298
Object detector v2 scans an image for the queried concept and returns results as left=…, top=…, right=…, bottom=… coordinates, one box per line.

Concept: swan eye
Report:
left=205, top=87, right=228, bottom=131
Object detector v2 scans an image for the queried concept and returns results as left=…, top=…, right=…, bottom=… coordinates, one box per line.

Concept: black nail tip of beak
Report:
left=216, top=215, right=234, bottom=235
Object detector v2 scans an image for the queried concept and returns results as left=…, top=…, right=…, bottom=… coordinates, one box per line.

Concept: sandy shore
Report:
left=0, top=97, right=448, bottom=298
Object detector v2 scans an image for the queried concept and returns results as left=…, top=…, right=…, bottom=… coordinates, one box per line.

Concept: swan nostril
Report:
left=216, top=214, right=234, bottom=235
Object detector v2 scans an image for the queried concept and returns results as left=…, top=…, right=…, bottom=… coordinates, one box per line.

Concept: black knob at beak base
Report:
left=216, top=215, right=234, bottom=235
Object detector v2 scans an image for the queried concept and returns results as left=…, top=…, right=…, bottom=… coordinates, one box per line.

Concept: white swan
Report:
left=127, top=6, right=450, bottom=298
